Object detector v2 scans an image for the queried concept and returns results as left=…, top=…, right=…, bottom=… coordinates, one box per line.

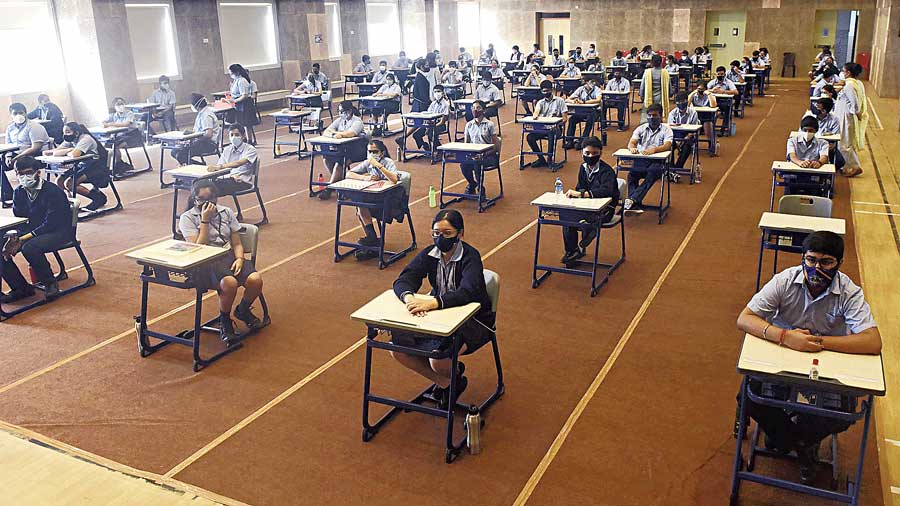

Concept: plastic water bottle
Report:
left=809, top=359, right=819, bottom=380
left=317, top=173, right=325, bottom=189
left=554, top=177, right=563, bottom=198
left=428, top=185, right=437, bottom=208
left=465, top=405, right=482, bottom=455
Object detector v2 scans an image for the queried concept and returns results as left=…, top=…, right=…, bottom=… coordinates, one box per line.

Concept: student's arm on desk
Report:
left=393, top=252, right=434, bottom=315
left=737, top=307, right=825, bottom=352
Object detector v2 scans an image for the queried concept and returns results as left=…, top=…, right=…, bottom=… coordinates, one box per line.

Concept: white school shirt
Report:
left=605, top=78, right=630, bottom=92
left=630, top=123, right=674, bottom=151
left=218, top=141, right=258, bottom=183
left=61, top=133, right=98, bottom=155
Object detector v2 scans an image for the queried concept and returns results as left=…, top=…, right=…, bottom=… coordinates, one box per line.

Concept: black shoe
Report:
left=421, top=142, right=431, bottom=152
left=234, top=302, right=262, bottom=331
left=763, top=433, right=791, bottom=455
left=42, top=280, right=60, bottom=301
left=85, top=190, right=107, bottom=211
left=797, top=442, right=820, bottom=484
left=1, top=200, right=12, bottom=209
left=431, top=362, right=466, bottom=410
left=1, top=285, right=35, bottom=303
left=355, top=249, right=378, bottom=261
left=317, top=189, right=333, bottom=200
left=464, top=184, right=477, bottom=195
left=358, top=236, right=380, bottom=247
left=219, top=318, right=239, bottom=344
left=562, top=249, right=586, bottom=268
left=531, top=158, right=548, bottom=168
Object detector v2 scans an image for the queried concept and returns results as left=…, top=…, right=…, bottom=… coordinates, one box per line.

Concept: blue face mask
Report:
left=803, top=263, right=837, bottom=289
left=648, top=116, right=661, bottom=129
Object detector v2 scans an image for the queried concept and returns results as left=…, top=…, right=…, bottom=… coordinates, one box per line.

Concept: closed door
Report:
left=705, top=11, right=746, bottom=67
left=539, top=16, right=570, bottom=55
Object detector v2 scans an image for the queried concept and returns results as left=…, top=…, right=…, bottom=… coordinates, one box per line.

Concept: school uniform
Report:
left=148, top=87, right=178, bottom=132
left=172, top=106, right=220, bottom=165
left=610, top=57, right=627, bottom=67
left=668, top=106, right=700, bottom=168
left=527, top=95, right=567, bottom=163
left=585, top=49, right=598, bottom=59
left=178, top=204, right=255, bottom=291
left=322, top=115, right=366, bottom=173
left=311, top=71, right=330, bottom=90
left=587, top=62, right=604, bottom=72
left=460, top=118, right=498, bottom=188
left=354, top=62, right=374, bottom=74
left=230, top=76, right=260, bottom=128
left=561, top=159, right=619, bottom=254
left=411, top=98, right=450, bottom=149
left=665, top=63, right=679, bottom=74
left=742, top=265, right=875, bottom=453
left=370, top=70, right=390, bottom=84
left=708, top=77, right=737, bottom=93
left=604, top=77, right=630, bottom=129
left=296, top=79, right=323, bottom=94
left=394, top=57, right=412, bottom=68
left=560, top=65, right=581, bottom=78
left=565, top=84, right=601, bottom=146
left=215, top=141, right=258, bottom=195
left=549, top=55, right=565, bottom=66
left=60, top=134, right=108, bottom=188
left=811, top=77, right=836, bottom=97
left=349, top=156, right=404, bottom=214
left=26, top=102, right=64, bottom=142
left=469, top=83, right=502, bottom=122
left=441, top=69, right=463, bottom=85
left=803, top=111, right=841, bottom=136
left=489, top=67, right=504, bottom=80
left=2, top=120, right=51, bottom=201
left=458, top=52, right=474, bottom=67
left=392, top=241, right=495, bottom=358
left=725, top=69, right=744, bottom=83
left=627, top=122, right=673, bottom=205
left=2, top=179, right=74, bottom=291
left=785, top=134, right=831, bottom=196
left=373, top=81, right=402, bottom=120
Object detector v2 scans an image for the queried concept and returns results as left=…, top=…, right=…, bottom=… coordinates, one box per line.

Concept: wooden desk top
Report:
left=402, top=112, right=446, bottom=119
left=665, top=123, right=703, bottom=132
left=566, top=103, right=602, bottom=109
left=153, top=131, right=205, bottom=141
left=125, top=102, right=159, bottom=110
left=126, top=239, right=229, bottom=271
left=307, top=135, right=362, bottom=145
left=270, top=110, right=313, bottom=118
left=286, top=93, right=320, bottom=100
left=758, top=211, right=845, bottom=235
left=737, top=333, right=885, bottom=394
left=165, top=164, right=230, bottom=179
left=351, top=289, right=481, bottom=337
left=437, top=142, right=494, bottom=153
left=531, top=192, right=612, bottom=212
left=771, top=160, right=837, bottom=175
left=612, top=148, right=672, bottom=160
left=0, top=216, right=28, bottom=232
left=601, top=90, right=629, bottom=95
left=358, top=95, right=395, bottom=101
left=694, top=106, right=719, bottom=113
left=36, top=154, right=96, bottom=166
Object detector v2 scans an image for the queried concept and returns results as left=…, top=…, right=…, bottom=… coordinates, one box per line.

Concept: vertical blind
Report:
left=218, top=2, right=279, bottom=69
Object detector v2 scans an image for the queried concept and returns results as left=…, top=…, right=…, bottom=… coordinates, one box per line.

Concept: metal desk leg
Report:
left=171, top=187, right=180, bottom=238
left=730, top=377, right=749, bottom=505
left=755, top=229, right=766, bottom=291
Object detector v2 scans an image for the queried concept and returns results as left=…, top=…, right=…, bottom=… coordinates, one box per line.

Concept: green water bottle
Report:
left=428, top=185, right=437, bottom=208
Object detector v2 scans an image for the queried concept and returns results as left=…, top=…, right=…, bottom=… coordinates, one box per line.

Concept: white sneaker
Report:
left=696, top=164, right=702, bottom=183
left=623, top=198, right=644, bottom=214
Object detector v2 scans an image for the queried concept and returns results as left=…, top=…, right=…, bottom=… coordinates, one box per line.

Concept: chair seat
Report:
left=601, top=214, right=622, bottom=227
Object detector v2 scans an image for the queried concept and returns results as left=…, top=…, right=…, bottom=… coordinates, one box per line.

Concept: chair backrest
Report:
left=778, top=195, right=832, bottom=218
left=617, top=178, right=626, bottom=206
left=347, top=136, right=370, bottom=163
left=250, top=158, right=261, bottom=187
left=238, top=223, right=259, bottom=263
left=68, top=198, right=81, bottom=230
left=397, top=170, right=412, bottom=197
left=483, top=269, right=499, bottom=312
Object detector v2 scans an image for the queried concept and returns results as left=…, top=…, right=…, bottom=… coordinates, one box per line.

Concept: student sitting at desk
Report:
left=668, top=92, right=701, bottom=173
left=458, top=47, right=473, bottom=67
left=604, top=68, right=630, bottom=132
left=102, top=97, right=144, bottom=175
left=27, top=94, right=64, bottom=143
left=433, top=49, right=444, bottom=67
left=815, top=46, right=832, bottom=62
left=43, top=122, right=110, bottom=210
left=559, top=136, right=618, bottom=267
left=585, top=44, right=598, bottom=60
left=461, top=100, right=501, bottom=195
left=472, top=72, right=503, bottom=117
left=524, top=80, right=567, bottom=169
left=394, top=51, right=411, bottom=69
left=148, top=75, right=177, bottom=133
left=408, top=84, right=450, bottom=152
left=688, top=82, right=717, bottom=155
left=560, top=58, right=581, bottom=78
left=708, top=66, right=739, bottom=96
left=1, top=156, right=73, bottom=302
left=639, top=45, right=653, bottom=60
left=371, top=73, right=402, bottom=132
left=564, top=78, right=602, bottom=149
left=751, top=50, right=766, bottom=69
left=677, top=50, right=692, bottom=66
left=784, top=116, right=830, bottom=196
left=171, top=94, right=221, bottom=166
left=355, top=54, right=374, bottom=74
left=623, top=103, right=673, bottom=213
left=664, top=55, right=679, bottom=75
left=812, top=68, right=839, bottom=97
left=480, top=43, right=496, bottom=64
left=310, top=63, right=330, bottom=91
left=370, top=61, right=391, bottom=84
left=739, top=56, right=753, bottom=74
left=528, top=44, right=544, bottom=62
left=610, top=51, right=627, bottom=67
left=509, top=45, right=523, bottom=64
left=488, top=59, right=504, bottom=80
left=549, top=48, right=565, bottom=67
left=208, top=126, right=258, bottom=195
left=520, top=64, right=549, bottom=115
left=627, top=47, right=639, bottom=62
left=759, top=47, right=771, bottom=65
left=294, top=72, right=325, bottom=95
left=3, top=103, right=50, bottom=207
left=318, top=101, right=367, bottom=200
left=345, top=140, right=400, bottom=261
left=391, top=209, right=495, bottom=408
left=441, top=61, right=463, bottom=85
left=736, top=231, right=881, bottom=483
left=572, top=47, right=584, bottom=62
left=726, top=61, right=745, bottom=84
left=803, top=97, right=843, bottom=171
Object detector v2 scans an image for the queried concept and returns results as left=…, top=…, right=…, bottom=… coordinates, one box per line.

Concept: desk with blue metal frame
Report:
left=124, top=102, right=159, bottom=144
left=733, top=82, right=748, bottom=118
left=731, top=333, right=884, bottom=506
left=712, top=93, right=737, bottom=137
left=437, top=142, right=502, bottom=213
left=769, top=160, right=837, bottom=211
left=789, top=130, right=841, bottom=165
left=582, top=70, right=605, bottom=86
left=306, top=135, right=366, bottom=197
left=612, top=148, right=673, bottom=224
left=678, top=65, right=694, bottom=90
left=165, top=164, right=232, bottom=238
left=90, top=125, right=152, bottom=181
left=270, top=109, right=312, bottom=159
left=742, top=74, right=756, bottom=106
left=564, top=103, right=605, bottom=147
left=127, top=239, right=265, bottom=372
left=555, top=77, right=582, bottom=96
left=513, top=86, right=541, bottom=122
left=601, top=90, right=631, bottom=131
left=530, top=192, right=619, bottom=297
left=626, top=61, right=643, bottom=80
left=152, top=131, right=206, bottom=188
left=329, top=178, right=416, bottom=270
left=541, top=64, right=563, bottom=78
left=666, top=123, right=702, bottom=184
left=510, top=69, right=531, bottom=88
left=451, top=98, right=501, bottom=139
left=694, top=106, right=720, bottom=156
left=343, top=72, right=370, bottom=97
left=605, top=65, right=627, bottom=79
left=630, top=78, right=643, bottom=112
left=754, top=211, right=845, bottom=291
left=354, top=289, right=499, bottom=463
left=399, top=111, right=448, bottom=163
left=519, top=116, right=566, bottom=172
left=286, top=93, right=324, bottom=111
left=443, top=82, right=465, bottom=101
left=752, top=68, right=767, bottom=96
left=357, top=82, right=381, bottom=99
left=357, top=95, right=402, bottom=136
left=37, top=154, right=123, bottom=220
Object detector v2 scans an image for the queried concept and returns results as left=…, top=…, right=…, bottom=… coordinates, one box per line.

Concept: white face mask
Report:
left=230, top=74, right=238, bottom=80
left=114, top=105, right=125, bottom=113
left=803, top=131, right=816, bottom=142
left=190, top=105, right=198, bottom=113
left=12, top=114, right=26, bottom=125
left=341, top=111, right=352, bottom=119
left=229, top=136, right=243, bottom=147
left=17, top=173, right=38, bottom=188
left=380, top=65, right=387, bottom=71
left=567, top=63, right=574, bottom=69
left=434, top=91, right=443, bottom=99
left=160, top=83, right=169, bottom=90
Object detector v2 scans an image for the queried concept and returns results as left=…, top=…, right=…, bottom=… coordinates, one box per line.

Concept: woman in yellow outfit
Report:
left=639, top=54, right=670, bottom=125
left=835, top=62, right=868, bottom=177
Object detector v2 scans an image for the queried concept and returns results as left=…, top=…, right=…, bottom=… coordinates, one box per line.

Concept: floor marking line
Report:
left=853, top=201, right=900, bottom=207
left=867, top=97, right=883, bottom=131
left=511, top=98, right=780, bottom=506
left=884, top=438, right=900, bottom=447
left=855, top=210, right=900, bottom=217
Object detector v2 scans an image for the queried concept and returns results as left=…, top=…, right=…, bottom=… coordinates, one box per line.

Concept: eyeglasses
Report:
left=431, top=230, right=458, bottom=239
left=803, top=255, right=838, bottom=269
left=367, top=150, right=381, bottom=155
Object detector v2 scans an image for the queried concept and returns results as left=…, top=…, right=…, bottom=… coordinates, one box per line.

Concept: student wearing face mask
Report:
left=370, top=60, right=391, bottom=84
left=227, top=64, right=260, bottom=145
left=560, top=57, right=581, bottom=78
left=355, top=54, right=374, bottom=74
left=708, top=66, right=739, bottom=96
left=521, top=64, right=548, bottom=115
left=802, top=97, right=843, bottom=171
left=179, top=180, right=266, bottom=342
left=610, top=51, right=627, bottom=67
left=559, top=136, right=618, bottom=267
left=319, top=101, right=367, bottom=200
left=812, top=67, right=839, bottom=95
left=346, top=140, right=401, bottom=261
left=549, top=48, right=565, bottom=67
left=294, top=72, right=324, bottom=95
left=148, top=75, right=177, bottom=133
left=371, top=73, right=402, bottom=134
left=783, top=116, right=831, bottom=196
left=603, top=69, right=630, bottom=132
left=208, top=126, right=258, bottom=195
left=102, top=97, right=145, bottom=175
left=525, top=80, right=568, bottom=169
left=664, top=55, right=679, bottom=75
left=736, top=231, right=880, bottom=484
left=171, top=93, right=221, bottom=166
left=725, top=61, right=745, bottom=84
left=309, top=63, right=330, bottom=91
left=441, top=61, right=464, bottom=87
left=585, top=44, right=598, bottom=60
left=458, top=47, right=474, bottom=67
left=667, top=92, right=701, bottom=172
left=390, top=209, right=495, bottom=409
left=739, top=57, right=753, bottom=74
left=461, top=100, right=501, bottom=195
left=0, top=156, right=74, bottom=302
left=407, top=84, right=450, bottom=152
left=471, top=71, right=503, bottom=120
left=3, top=103, right=50, bottom=206
left=627, top=47, right=639, bottom=62
left=44, top=122, right=110, bottom=211
left=564, top=78, right=602, bottom=149
left=678, top=50, right=692, bottom=66
left=573, top=47, right=584, bottom=62
left=688, top=82, right=717, bottom=155
left=26, top=94, right=64, bottom=142
left=394, top=51, right=411, bottom=69
left=623, top=103, right=673, bottom=212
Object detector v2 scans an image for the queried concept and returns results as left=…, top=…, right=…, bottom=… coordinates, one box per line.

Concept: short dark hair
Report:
left=191, top=179, right=218, bottom=200
left=433, top=209, right=464, bottom=231
left=752, top=50, right=760, bottom=57
left=647, top=103, right=663, bottom=115
left=368, top=139, right=390, bottom=159
left=802, top=231, right=844, bottom=261
left=433, top=84, right=444, bottom=91
left=37, top=94, right=50, bottom=103
left=716, top=66, right=726, bottom=73
left=379, top=60, right=387, bottom=65
left=650, top=54, right=662, bottom=67
left=730, top=60, right=740, bottom=67
left=312, top=62, right=321, bottom=69
left=800, top=115, right=819, bottom=130
left=480, top=71, right=492, bottom=81
left=190, top=93, right=207, bottom=109
left=674, top=91, right=688, bottom=102
left=159, top=75, right=170, bottom=84
left=228, top=125, right=245, bottom=137
left=472, top=99, right=486, bottom=109
left=338, top=100, right=358, bottom=116
left=615, top=50, right=623, bottom=58
left=12, top=155, right=40, bottom=171
left=818, top=97, right=834, bottom=113
left=9, top=102, right=26, bottom=114
left=581, top=136, right=603, bottom=150
left=539, top=79, right=553, bottom=90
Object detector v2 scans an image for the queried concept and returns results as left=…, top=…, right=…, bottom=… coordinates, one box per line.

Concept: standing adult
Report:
left=834, top=62, right=868, bottom=177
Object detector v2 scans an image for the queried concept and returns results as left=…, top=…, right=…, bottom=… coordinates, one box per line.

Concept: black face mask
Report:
left=541, top=89, right=552, bottom=97
left=63, top=134, right=77, bottom=143
left=582, top=154, right=600, bottom=166
left=433, top=234, right=459, bottom=253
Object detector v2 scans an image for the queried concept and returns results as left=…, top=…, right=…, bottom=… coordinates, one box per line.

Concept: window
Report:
left=365, top=1, right=401, bottom=57
left=124, top=2, right=181, bottom=81
left=432, top=0, right=440, bottom=50
left=217, top=2, right=280, bottom=70
left=0, top=0, right=66, bottom=93
left=456, top=2, right=480, bottom=51
left=324, top=1, right=342, bottom=59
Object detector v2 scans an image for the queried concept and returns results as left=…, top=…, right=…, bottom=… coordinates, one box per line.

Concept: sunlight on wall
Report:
left=56, top=17, right=108, bottom=124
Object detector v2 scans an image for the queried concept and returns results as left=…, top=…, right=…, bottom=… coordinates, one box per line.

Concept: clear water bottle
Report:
left=465, top=405, right=482, bottom=455
left=809, top=358, right=819, bottom=380
left=554, top=177, right=563, bottom=197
